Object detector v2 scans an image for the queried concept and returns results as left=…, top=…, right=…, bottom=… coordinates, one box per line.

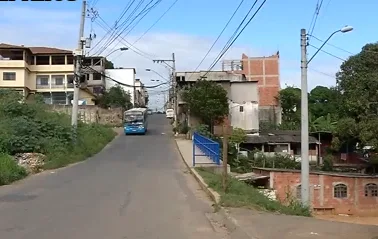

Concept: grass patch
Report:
left=0, top=153, right=27, bottom=185
left=43, top=124, right=117, bottom=169
left=196, top=167, right=311, bottom=217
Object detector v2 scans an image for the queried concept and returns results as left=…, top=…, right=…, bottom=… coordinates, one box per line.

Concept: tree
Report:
left=277, top=86, right=301, bottom=128
left=336, top=42, right=378, bottom=119
left=96, top=85, right=132, bottom=109
left=182, top=80, right=229, bottom=125
left=309, top=86, right=339, bottom=120
left=105, top=59, right=115, bottom=69
left=229, top=127, right=247, bottom=155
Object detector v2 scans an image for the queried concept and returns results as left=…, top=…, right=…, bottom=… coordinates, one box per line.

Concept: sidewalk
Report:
left=175, top=138, right=378, bottom=239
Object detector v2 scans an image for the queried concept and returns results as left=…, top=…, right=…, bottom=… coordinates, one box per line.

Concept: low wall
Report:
left=47, top=105, right=123, bottom=126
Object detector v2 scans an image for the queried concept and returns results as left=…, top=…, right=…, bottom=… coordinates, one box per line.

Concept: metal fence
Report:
left=192, top=132, right=220, bottom=166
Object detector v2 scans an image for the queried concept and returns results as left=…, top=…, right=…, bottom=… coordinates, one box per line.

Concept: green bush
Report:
left=0, top=90, right=116, bottom=181
left=0, top=153, right=27, bottom=185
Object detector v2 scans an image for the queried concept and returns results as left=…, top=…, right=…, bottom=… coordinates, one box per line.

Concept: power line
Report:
left=187, top=0, right=245, bottom=81
left=308, top=44, right=346, bottom=61
left=132, top=0, right=180, bottom=45
left=308, top=0, right=324, bottom=42
left=84, top=66, right=170, bottom=88
left=96, top=0, right=162, bottom=57
left=87, top=0, right=136, bottom=55
left=204, top=0, right=267, bottom=76
left=205, top=0, right=259, bottom=74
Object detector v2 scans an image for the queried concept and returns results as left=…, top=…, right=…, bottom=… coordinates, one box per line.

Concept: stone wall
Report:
left=47, top=105, right=123, bottom=126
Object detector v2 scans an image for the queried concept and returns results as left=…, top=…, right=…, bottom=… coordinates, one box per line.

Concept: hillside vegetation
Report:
left=0, top=90, right=116, bottom=185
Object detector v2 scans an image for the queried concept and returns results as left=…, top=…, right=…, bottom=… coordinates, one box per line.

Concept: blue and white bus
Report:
left=124, top=108, right=148, bottom=135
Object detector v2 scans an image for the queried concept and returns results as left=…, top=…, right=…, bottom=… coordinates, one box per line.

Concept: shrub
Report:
left=0, top=90, right=116, bottom=182
left=0, top=153, right=27, bottom=185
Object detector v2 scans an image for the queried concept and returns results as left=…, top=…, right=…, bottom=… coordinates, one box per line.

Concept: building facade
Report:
left=222, top=53, right=281, bottom=124
left=176, top=71, right=259, bottom=132
left=105, top=68, right=148, bottom=107
left=0, top=43, right=96, bottom=105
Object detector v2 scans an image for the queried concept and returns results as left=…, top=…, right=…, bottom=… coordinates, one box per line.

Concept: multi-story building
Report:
left=222, top=53, right=282, bottom=124
left=81, top=56, right=106, bottom=95
left=134, top=79, right=148, bottom=107
left=0, top=43, right=97, bottom=105
left=175, top=70, right=259, bottom=132
left=105, top=68, right=148, bottom=107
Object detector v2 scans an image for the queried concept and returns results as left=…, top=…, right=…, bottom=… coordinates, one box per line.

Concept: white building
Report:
left=105, top=68, right=136, bottom=104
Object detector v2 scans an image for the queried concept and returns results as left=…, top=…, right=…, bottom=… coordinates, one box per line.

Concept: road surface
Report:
left=0, top=115, right=229, bottom=239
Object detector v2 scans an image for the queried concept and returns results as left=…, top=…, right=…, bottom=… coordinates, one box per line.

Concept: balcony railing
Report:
left=36, top=83, right=73, bottom=89
left=36, top=84, right=50, bottom=89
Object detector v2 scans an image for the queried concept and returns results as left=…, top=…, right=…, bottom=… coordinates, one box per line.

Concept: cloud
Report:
left=0, top=6, right=343, bottom=109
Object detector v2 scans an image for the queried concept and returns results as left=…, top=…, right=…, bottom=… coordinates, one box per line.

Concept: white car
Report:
left=166, top=109, right=174, bottom=119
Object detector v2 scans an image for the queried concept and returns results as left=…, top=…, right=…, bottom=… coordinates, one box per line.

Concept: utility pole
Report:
left=172, top=53, right=177, bottom=129
left=222, top=118, right=229, bottom=192
left=152, top=53, right=177, bottom=127
left=71, top=0, right=86, bottom=133
left=300, top=28, right=310, bottom=206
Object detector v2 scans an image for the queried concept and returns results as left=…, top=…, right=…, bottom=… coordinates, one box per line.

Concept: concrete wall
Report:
left=48, top=105, right=124, bottom=126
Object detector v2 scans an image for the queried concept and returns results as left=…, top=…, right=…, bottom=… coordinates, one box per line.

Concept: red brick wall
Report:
left=241, top=54, right=280, bottom=107
left=252, top=169, right=378, bottom=216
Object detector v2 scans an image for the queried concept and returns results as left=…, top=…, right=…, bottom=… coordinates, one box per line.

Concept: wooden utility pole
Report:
left=222, top=118, right=229, bottom=192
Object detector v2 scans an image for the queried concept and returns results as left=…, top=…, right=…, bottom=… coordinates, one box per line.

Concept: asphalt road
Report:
left=0, top=115, right=229, bottom=239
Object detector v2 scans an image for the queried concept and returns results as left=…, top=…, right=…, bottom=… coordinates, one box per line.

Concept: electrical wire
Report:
left=204, top=0, right=267, bottom=77
left=132, top=0, right=180, bottom=45
left=95, top=0, right=162, bottom=57
left=92, top=20, right=155, bottom=60
left=84, top=66, right=170, bottom=88
left=87, top=0, right=136, bottom=55
left=94, top=0, right=145, bottom=56
left=187, top=0, right=245, bottom=82
left=308, top=44, right=346, bottom=61
left=308, top=0, right=324, bottom=43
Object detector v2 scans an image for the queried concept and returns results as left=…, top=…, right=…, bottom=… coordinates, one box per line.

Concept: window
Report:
left=51, top=75, right=64, bottom=86
left=365, top=183, right=378, bottom=197
left=36, top=75, right=50, bottom=88
left=3, top=72, right=16, bottom=81
left=51, top=55, right=66, bottom=65
left=334, top=183, right=348, bottom=198
left=67, top=55, right=74, bottom=64
left=296, top=185, right=301, bottom=199
left=36, top=56, right=50, bottom=65
left=239, top=106, right=244, bottom=112
left=93, top=73, right=102, bottom=81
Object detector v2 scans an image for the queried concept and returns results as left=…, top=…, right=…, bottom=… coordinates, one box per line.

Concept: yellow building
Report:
left=0, top=43, right=97, bottom=105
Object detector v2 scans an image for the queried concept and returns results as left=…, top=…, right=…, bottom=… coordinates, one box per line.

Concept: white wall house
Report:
left=105, top=68, right=136, bottom=104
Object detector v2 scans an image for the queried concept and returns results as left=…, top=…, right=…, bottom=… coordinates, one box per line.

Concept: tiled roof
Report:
left=0, top=43, right=71, bottom=55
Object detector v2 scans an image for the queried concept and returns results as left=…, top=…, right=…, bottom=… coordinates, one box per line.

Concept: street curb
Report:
left=174, top=139, right=253, bottom=239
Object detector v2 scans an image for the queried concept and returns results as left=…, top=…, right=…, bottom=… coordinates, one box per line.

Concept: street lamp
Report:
left=146, top=68, right=169, bottom=82
left=105, top=47, right=128, bottom=58
left=300, top=25, right=353, bottom=206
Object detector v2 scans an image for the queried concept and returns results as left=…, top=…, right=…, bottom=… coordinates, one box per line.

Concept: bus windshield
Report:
left=124, top=111, right=144, bottom=124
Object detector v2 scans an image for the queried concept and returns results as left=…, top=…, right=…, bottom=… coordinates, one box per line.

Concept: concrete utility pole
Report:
left=152, top=53, right=177, bottom=127
left=222, top=118, right=229, bottom=192
left=172, top=53, right=177, bottom=128
left=300, top=28, right=310, bottom=206
left=300, top=26, right=353, bottom=206
left=71, top=0, right=87, bottom=131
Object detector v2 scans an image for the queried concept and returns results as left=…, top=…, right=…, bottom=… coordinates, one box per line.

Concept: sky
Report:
left=0, top=0, right=377, bottom=110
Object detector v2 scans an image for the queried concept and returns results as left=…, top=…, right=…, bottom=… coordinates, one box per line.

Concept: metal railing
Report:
left=192, top=132, right=220, bottom=166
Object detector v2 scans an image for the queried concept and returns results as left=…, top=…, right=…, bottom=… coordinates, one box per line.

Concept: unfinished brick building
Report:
left=222, top=53, right=281, bottom=124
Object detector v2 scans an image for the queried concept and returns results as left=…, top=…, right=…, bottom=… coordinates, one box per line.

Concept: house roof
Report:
left=245, top=130, right=320, bottom=144
left=0, top=43, right=72, bottom=55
